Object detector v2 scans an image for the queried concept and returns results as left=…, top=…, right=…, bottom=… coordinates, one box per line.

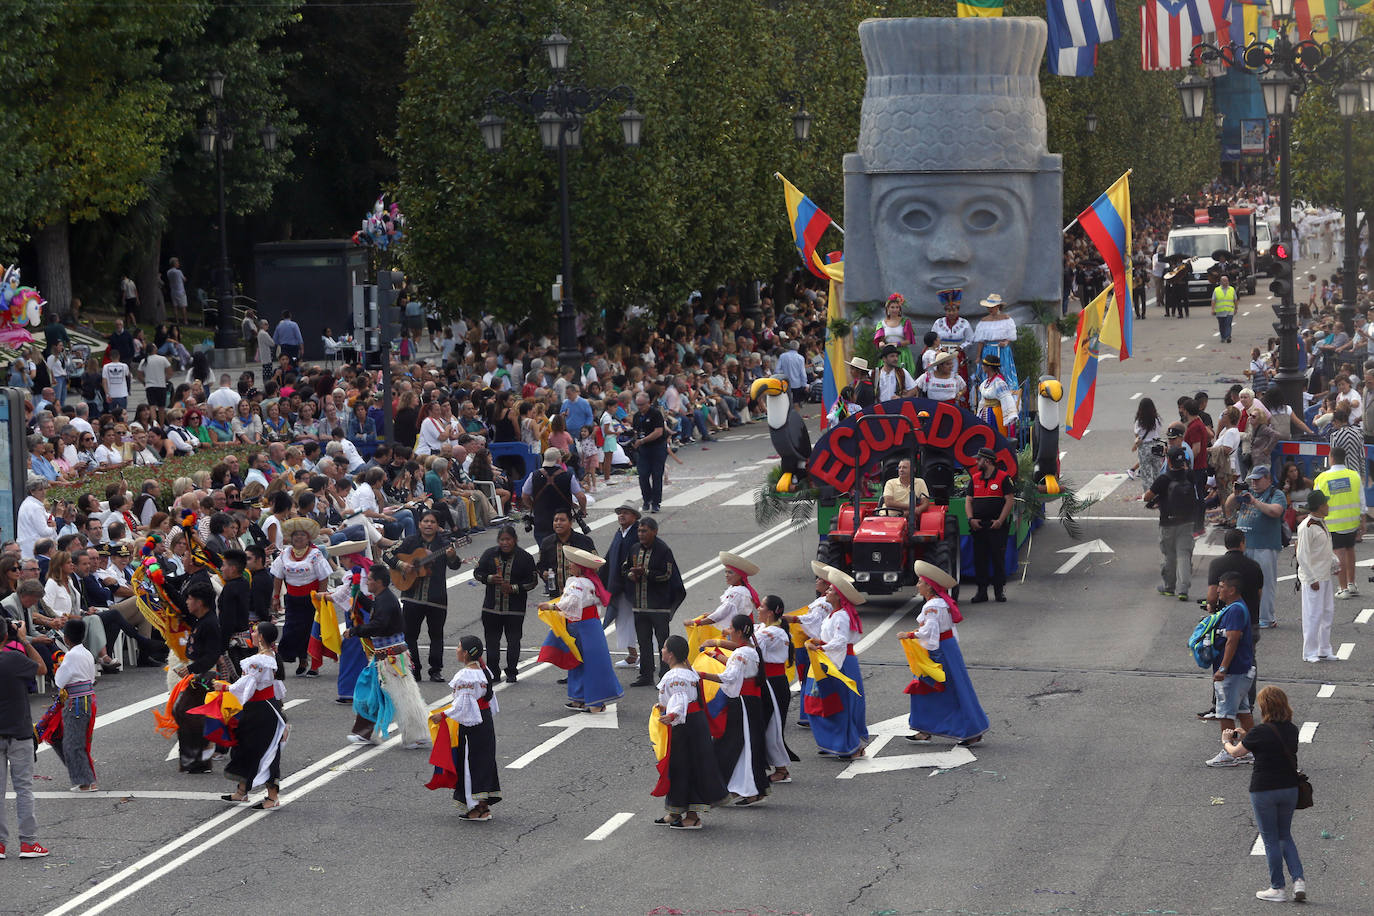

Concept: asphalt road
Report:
left=7, top=258, right=1373, bottom=915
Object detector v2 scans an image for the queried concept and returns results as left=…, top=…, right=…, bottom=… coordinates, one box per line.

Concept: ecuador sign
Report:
left=809, top=397, right=1018, bottom=493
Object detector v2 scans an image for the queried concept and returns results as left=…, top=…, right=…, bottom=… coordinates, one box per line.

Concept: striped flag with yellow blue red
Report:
left=1075, top=171, right=1133, bottom=359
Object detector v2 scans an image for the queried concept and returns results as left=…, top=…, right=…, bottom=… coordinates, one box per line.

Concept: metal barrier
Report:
left=1272, top=439, right=1374, bottom=504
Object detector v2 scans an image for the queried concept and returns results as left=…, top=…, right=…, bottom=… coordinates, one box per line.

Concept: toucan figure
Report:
left=750, top=376, right=811, bottom=492
left=1033, top=377, right=1063, bottom=496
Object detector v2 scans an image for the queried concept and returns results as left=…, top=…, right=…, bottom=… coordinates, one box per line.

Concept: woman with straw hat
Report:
left=781, top=561, right=834, bottom=730
left=802, top=568, right=869, bottom=759
left=971, top=292, right=1019, bottom=398
left=900, top=561, right=988, bottom=746
left=269, top=517, right=331, bottom=678
left=536, top=545, right=623, bottom=714
left=685, top=552, right=761, bottom=632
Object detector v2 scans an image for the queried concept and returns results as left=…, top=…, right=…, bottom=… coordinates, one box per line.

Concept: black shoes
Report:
left=428, top=673, right=445, bottom=683
left=994, top=592, right=1006, bottom=603
left=505, top=672, right=518, bottom=684
left=970, top=593, right=989, bottom=604
left=630, top=677, right=654, bottom=687
left=556, top=677, right=568, bottom=685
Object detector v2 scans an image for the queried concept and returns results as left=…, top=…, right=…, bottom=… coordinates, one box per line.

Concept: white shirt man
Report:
left=206, top=376, right=242, bottom=411
left=101, top=357, right=130, bottom=402
left=142, top=351, right=171, bottom=391
left=17, top=480, right=56, bottom=559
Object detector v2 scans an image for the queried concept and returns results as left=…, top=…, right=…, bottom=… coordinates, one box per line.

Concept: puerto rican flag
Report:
left=1141, top=0, right=1196, bottom=71
left=1046, top=0, right=1120, bottom=49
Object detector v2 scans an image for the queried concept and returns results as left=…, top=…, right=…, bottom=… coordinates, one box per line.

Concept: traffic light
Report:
left=1269, top=240, right=1293, bottom=299
left=376, top=269, right=404, bottom=342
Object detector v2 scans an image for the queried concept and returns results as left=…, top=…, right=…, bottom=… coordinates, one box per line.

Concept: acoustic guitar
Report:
left=392, top=533, right=472, bottom=592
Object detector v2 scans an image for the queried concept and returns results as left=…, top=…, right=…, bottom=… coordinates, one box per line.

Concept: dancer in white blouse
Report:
left=221, top=623, right=288, bottom=810
left=685, top=551, right=761, bottom=631
left=651, top=635, right=729, bottom=829
left=782, top=561, right=833, bottom=729
left=754, top=596, right=799, bottom=783
left=427, top=635, right=501, bottom=821
left=697, top=614, right=770, bottom=806
left=803, top=568, right=869, bottom=759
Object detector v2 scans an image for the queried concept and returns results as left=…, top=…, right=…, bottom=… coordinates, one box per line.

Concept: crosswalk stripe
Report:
left=1076, top=472, right=1128, bottom=503
left=659, top=480, right=737, bottom=507
left=722, top=491, right=757, bottom=507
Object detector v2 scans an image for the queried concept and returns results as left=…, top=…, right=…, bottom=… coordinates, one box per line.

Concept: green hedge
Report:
left=48, top=445, right=259, bottom=513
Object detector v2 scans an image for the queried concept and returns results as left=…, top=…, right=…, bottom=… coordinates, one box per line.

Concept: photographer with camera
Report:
left=537, top=510, right=597, bottom=599
left=1144, top=447, right=1199, bottom=600
left=1224, top=466, right=1286, bottom=629
left=520, top=448, right=586, bottom=549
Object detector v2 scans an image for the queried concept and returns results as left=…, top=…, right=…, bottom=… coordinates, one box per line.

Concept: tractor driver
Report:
left=879, top=458, right=930, bottom=517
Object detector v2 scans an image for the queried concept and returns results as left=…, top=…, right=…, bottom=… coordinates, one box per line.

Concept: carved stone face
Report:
left=871, top=173, right=1031, bottom=312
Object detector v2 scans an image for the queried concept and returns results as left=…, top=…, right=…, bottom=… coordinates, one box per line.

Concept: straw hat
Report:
left=931, top=350, right=954, bottom=368
left=980, top=294, right=1005, bottom=309
left=823, top=567, right=867, bottom=605
left=847, top=356, right=870, bottom=373
left=810, top=560, right=834, bottom=579
left=718, top=552, right=759, bottom=577
left=326, top=539, right=369, bottom=558
left=913, top=560, right=956, bottom=590
left=281, top=517, right=321, bottom=541
left=562, top=546, right=605, bottom=570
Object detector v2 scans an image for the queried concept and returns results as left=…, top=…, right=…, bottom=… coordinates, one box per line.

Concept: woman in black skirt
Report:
left=697, top=615, right=771, bottom=808
left=652, top=635, right=729, bottom=829
left=756, top=595, right=800, bottom=784
left=221, top=623, right=287, bottom=810
left=427, top=635, right=501, bottom=821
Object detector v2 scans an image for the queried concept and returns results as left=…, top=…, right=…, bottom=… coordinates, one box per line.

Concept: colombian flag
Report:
left=957, top=0, right=1004, bottom=15
left=1075, top=172, right=1133, bottom=359
left=776, top=172, right=839, bottom=280
left=425, top=713, right=461, bottom=791
left=1065, top=286, right=1108, bottom=440
left=535, top=607, right=582, bottom=669
left=308, top=593, right=341, bottom=667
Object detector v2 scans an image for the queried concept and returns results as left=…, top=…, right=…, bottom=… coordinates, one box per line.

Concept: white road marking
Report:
left=1317, top=684, right=1335, bottom=698
left=722, top=491, right=757, bottom=506
left=1099, top=353, right=1117, bottom=361
left=659, top=480, right=736, bottom=507
left=1194, top=541, right=1227, bottom=557
left=1195, top=343, right=1206, bottom=349
left=283, top=698, right=310, bottom=710
left=681, top=520, right=807, bottom=591
left=1150, top=374, right=1162, bottom=383
left=1356, top=608, right=1374, bottom=624
left=506, top=703, right=621, bottom=770
left=1278, top=573, right=1296, bottom=582
left=8, top=791, right=232, bottom=802
left=1298, top=721, right=1319, bottom=743
left=853, top=597, right=918, bottom=655
left=1053, top=539, right=1114, bottom=574
left=1076, top=472, right=1128, bottom=503
left=1251, top=834, right=1266, bottom=856
left=1177, top=356, right=1188, bottom=363
left=38, top=690, right=169, bottom=755
left=835, top=745, right=976, bottom=779
left=1337, top=642, right=1355, bottom=660
left=1058, top=450, right=1067, bottom=461
left=1129, top=392, right=1142, bottom=400
left=1211, top=331, right=1219, bottom=337
left=584, top=812, right=635, bottom=841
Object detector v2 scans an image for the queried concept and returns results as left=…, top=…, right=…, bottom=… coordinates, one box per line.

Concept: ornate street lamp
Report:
left=1085, top=111, right=1098, bottom=134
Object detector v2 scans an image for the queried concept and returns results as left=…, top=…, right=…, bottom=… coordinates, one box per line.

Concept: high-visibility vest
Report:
left=1316, top=467, right=1363, bottom=534
left=1212, top=286, right=1236, bottom=315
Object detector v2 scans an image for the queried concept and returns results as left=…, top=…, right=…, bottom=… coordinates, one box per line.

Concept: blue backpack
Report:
left=1188, top=608, right=1226, bottom=668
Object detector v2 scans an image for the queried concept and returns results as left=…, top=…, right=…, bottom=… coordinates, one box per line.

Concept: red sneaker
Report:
left=20, top=842, right=49, bottom=858
left=0, top=842, right=6, bottom=858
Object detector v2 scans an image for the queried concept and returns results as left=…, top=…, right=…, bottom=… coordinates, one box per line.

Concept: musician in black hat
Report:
left=876, top=344, right=920, bottom=401
left=965, top=447, right=1014, bottom=603
left=382, top=509, right=464, bottom=683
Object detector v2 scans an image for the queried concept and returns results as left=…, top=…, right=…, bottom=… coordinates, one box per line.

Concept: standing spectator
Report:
left=1203, top=572, right=1256, bottom=768
left=120, top=274, right=139, bottom=325
left=1132, top=398, right=1165, bottom=492
left=1220, top=686, right=1307, bottom=902
left=0, top=618, right=50, bottom=859
left=255, top=320, right=275, bottom=386
left=45, top=341, right=68, bottom=406
left=1313, top=446, right=1364, bottom=599
left=600, top=503, right=642, bottom=669
left=17, top=478, right=56, bottom=560
left=1327, top=406, right=1363, bottom=489
left=623, top=516, right=687, bottom=688
left=1146, top=447, right=1198, bottom=600
left=1224, top=466, right=1285, bottom=629
left=1180, top=398, right=1212, bottom=534
left=142, top=347, right=171, bottom=424
left=631, top=392, right=668, bottom=514
left=166, top=257, right=188, bottom=325
left=1295, top=490, right=1338, bottom=663
left=1211, top=274, right=1236, bottom=342
left=775, top=337, right=807, bottom=406
left=560, top=384, right=595, bottom=438
left=272, top=311, right=303, bottom=363
left=101, top=349, right=130, bottom=412
left=206, top=373, right=241, bottom=412
left=964, top=447, right=1014, bottom=604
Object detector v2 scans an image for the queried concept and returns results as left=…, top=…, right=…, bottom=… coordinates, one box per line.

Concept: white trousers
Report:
left=1300, top=579, right=1336, bottom=662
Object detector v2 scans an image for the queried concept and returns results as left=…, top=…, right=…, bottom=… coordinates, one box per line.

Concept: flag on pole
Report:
left=776, top=173, right=838, bottom=280
left=1076, top=172, right=1133, bottom=359
left=820, top=252, right=848, bottom=430
left=1064, top=289, right=1106, bottom=439
left=1141, top=0, right=1196, bottom=70
left=1096, top=284, right=1127, bottom=353
left=1046, top=0, right=1120, bottom=48
left=956, top=0, right=1004, bottom=16
left=1183, top=0, right=1231, bottom=35
left=1048, top=42, right=1097, bottom=76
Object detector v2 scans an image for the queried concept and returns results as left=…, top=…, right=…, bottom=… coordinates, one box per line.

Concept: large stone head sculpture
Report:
left=843, top=17, right=1063, bottom=319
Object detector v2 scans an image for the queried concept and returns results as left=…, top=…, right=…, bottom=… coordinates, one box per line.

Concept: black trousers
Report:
left=970, top=521, right=1009, bottom=595
left=403, top=600, right=447, bottom=676
left=637, top=444, right=667, bottom=507
left=635, top=611, right=670, bottom=679
left=481, top=611, right=524, bottom=677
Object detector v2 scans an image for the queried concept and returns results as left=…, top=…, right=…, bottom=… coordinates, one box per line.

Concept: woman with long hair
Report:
left=1221, top=686, right=1307, bottom=902
left=426, top=634, right=502, bottom=821
left=696, top=614, right=771, bottom=806
left=650, top=634, right=730, bottom=829
left=1133, top=397, right=1165, bottom=491
left=755, top=595, right=799, bottom=783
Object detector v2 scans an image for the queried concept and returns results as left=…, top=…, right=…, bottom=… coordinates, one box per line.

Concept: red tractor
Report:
left=815, top=415, right=960, bottom=596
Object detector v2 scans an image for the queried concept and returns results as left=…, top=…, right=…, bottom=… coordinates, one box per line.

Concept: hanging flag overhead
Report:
left=957, top=0, right=1004, bottom=16
left=1048, top=41, right=1098, bottom=76
left=1183, top=0, right=1232, bottom=35
left=1141, top=0, right=1195, bottom=70
left=1046, top=0, right=1121, bottom=48
left=1075, top=171, right=1133, bottom=359
left=776, top=173, right=841, bottom=280
left=1064, top=289, right=1105, bottom=440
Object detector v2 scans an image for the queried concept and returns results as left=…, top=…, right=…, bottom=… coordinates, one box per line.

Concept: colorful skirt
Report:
left=224, top=698, right=286, bottom=789
left=803, top=654, right=868, bottom=756
left=336, top=637, right=368, bottom=701
left=566, top=617, right=624, bottom=708
left=906, top=635, right=989, bottom=741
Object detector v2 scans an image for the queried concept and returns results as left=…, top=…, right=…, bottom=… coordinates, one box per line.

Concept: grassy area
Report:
left=83, top=307, right=218, bottom=348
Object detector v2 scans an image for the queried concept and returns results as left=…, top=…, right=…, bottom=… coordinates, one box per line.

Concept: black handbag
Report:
left=1270, top=723, right=1313, bottom=809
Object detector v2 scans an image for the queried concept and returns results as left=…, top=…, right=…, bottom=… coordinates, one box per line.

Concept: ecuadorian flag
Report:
left=308, top=593, right=341, bottom=667
left=776, top=172, right=838, bottom=280
left=957, top=0, right=1004, bottom=15
left=1064, top=287, right=1107, bottom=440
left=1075, top=172, right=1133, bottom=359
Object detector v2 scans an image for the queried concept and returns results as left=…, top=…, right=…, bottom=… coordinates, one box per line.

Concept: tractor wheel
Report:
left=816, top=539, right=845, bottom=573
left=924, top=538, right=956, bottom=582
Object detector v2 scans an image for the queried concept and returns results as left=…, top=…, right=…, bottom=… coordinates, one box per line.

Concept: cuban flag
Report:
left=1184, top=0, right=1232, bottom=35
left=1048, top=40, right=1097, bottom=76
left=1046, top=0, right=1121, bottom=49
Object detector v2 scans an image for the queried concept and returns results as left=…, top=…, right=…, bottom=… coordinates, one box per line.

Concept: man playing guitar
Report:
left=381, top=510, right=467, bottom=683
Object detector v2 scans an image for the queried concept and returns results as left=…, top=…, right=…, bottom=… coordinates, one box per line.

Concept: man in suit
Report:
left=600, top=504, right=642, bottom=669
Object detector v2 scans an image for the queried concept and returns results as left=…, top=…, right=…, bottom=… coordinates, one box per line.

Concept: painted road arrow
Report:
left=1053, top=538, right=1113, bottom=574
left=505, top=703, right=620, bottom=770
left=835, top=714, right=976, bottom=779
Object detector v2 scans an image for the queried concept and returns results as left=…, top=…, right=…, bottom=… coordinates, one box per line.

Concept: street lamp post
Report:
left=199, top=70, right=277, bottom=363
left=1183, top=1, right=1374, bottom=412
left=479, top=31, right=643, bottom=367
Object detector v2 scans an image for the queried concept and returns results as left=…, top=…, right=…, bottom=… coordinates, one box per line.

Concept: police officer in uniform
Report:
left=520, top=447, right=586, bottom=549
left=964, top=447, right=1014, bottom=603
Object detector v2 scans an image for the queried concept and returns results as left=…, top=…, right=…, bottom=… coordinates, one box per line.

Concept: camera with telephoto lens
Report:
left=572, top=509, right=592, bottom=536
left=1150, top=442, right=1166, bottom=457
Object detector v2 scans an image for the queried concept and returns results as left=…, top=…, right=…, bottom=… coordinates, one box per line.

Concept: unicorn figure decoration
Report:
left=0, top=265, right=44, bottom=348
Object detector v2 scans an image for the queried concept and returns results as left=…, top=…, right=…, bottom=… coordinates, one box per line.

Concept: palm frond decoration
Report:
left=752, top=464, right=818, bottom=528
left=1014, top=443, right=1096, bottom=540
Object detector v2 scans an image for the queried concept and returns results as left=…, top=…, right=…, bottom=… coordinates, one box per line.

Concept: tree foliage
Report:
left=1290, top=15, right=1374, bottom=218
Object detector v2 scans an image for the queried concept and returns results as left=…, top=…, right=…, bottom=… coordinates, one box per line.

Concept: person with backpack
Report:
left=1204, top=572, right=1256, bottom=768
left=1201, top=528, right=1265, bottom=720
left=1223, top=465, right=1287, bottom=629
left=1145, top=447, right=1198, bottom=601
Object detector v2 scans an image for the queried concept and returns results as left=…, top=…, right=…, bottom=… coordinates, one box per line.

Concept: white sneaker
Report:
left=1236, top=752, right=1255, bottom=764
left=1255, top=887, right=1286, bottom=902
left=1347, top=584, right=1360, bottom=596
left=1204, top=749, right=1239, bottom=767
left=1335, top=588, right=1351, bottom=599
left=614, top=658, right=638, bottom=668
left=1292, top=878, right=1306, bottom=902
